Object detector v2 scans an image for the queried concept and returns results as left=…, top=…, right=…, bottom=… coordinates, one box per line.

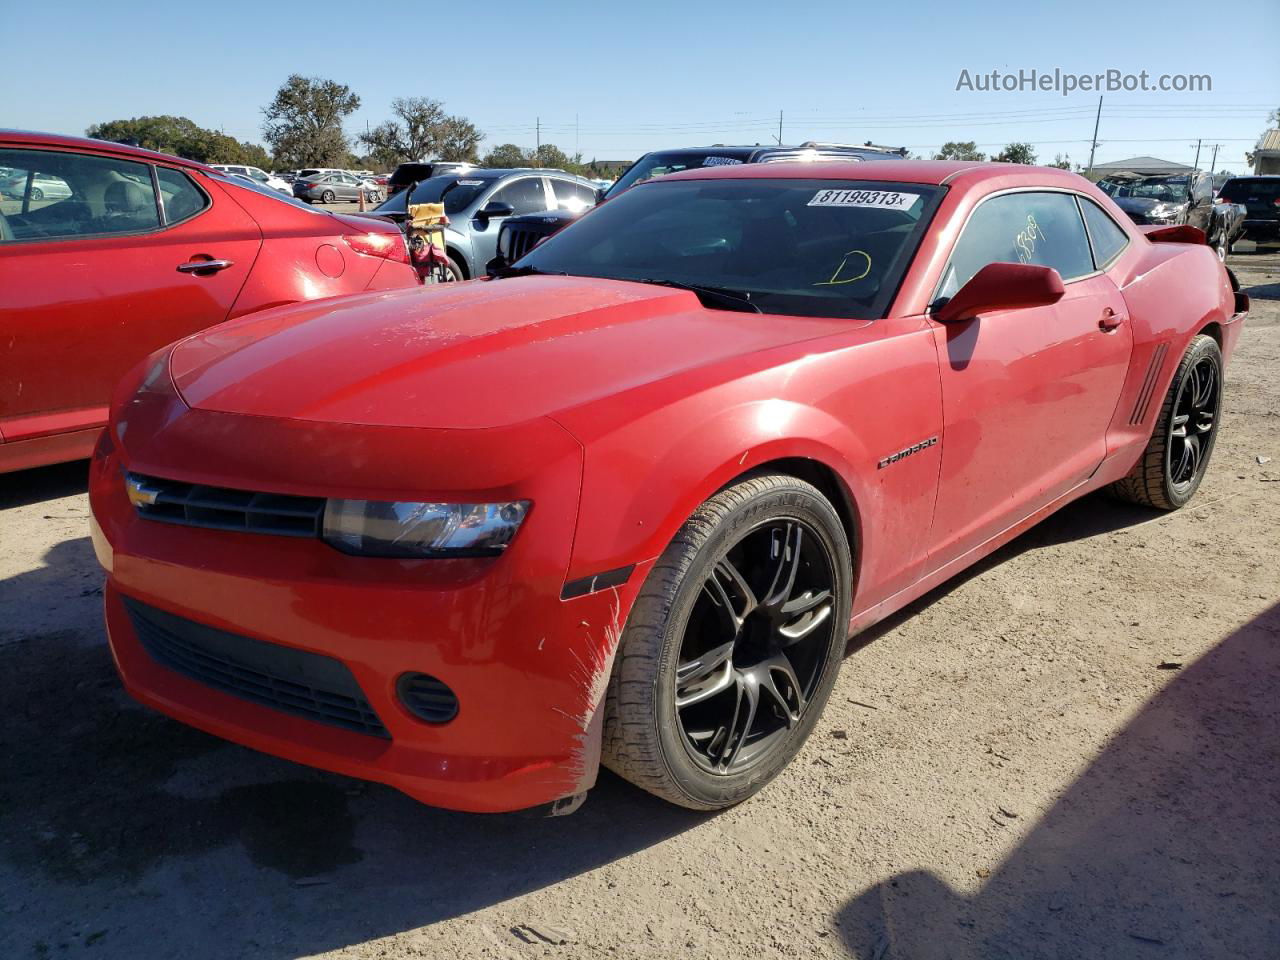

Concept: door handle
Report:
left=177, top=258, right=234, bottom=274
left=1099, top=307, right=1125, bottom=331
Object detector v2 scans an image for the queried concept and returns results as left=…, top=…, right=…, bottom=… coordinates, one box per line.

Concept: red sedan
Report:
left=0, top=131, right=418, bottom=473
left=89, top=160, right=1247, bottom=814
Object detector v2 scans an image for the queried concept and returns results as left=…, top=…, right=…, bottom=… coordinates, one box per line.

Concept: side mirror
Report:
left=476, top=200, right=514, bottom=221
left=595, top=187, right=608, bottom=204
left=933, top=262, right=1065, bottom=325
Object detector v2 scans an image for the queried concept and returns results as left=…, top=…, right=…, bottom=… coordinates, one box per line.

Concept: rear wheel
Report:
left=30, top=187, right=43, bottom=201
left=602, top=475, right=851, bottom=810
left=1110, top=334, right=1222, bottom=510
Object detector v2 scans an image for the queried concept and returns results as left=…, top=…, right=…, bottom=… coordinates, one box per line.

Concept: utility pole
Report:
left=777, top=110, right=783, bottom=145
left=1086, top=95, right=1103, bottom=176
left=575, top=113, right=579, bottom=157
left=1191, top=138, right=1203, bottom=172
left=1208, top=143, right=1220, bottom=174
left=536, top=116, right=541, bottom=155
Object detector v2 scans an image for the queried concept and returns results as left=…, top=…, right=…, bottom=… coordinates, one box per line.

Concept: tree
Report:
left=85, top=116, right=271, bottom=167
left=481, top=143, right=530, bottom=168
left=933, top=141, right=984, bottom=161
left=1048, top=153, right=1072, bottom=170
left=437, top=116, right=482, bottom=163
left=993, top=142, right=1037, bottom=165
left=262, top=75, right=360, bottom=168
left=357, top=98, right=483, bottom=167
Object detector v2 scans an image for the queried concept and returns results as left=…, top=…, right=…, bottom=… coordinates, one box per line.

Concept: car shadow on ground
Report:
left=0, top=459, right=90, bottom=510
left=849, top=490, right=1156, bottom=653
left=834, top=602, right=1280, bottom=959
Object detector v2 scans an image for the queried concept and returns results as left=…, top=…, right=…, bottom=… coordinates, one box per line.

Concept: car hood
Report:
left=170, top=276, right=848, bottom=430
left=1112, top=196, right=1185, bottom=214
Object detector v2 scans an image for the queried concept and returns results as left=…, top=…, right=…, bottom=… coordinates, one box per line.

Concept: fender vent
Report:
left=1130, top=343, right=1169, bottom=425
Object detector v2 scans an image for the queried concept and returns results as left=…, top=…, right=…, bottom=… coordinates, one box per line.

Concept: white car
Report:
left=209, top=164, right=290, bottom=195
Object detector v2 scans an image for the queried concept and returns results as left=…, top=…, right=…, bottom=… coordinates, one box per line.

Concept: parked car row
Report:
left=0, top=130, right=420, bottom=472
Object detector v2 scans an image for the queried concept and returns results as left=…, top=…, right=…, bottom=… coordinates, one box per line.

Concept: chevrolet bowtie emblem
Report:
left=124, top=473, right=162, bottom=507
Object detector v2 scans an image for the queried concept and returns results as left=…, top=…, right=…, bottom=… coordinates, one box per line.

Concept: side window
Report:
left=0, top=147, right=159, bottom=242
left=938, top=191, right=1095, bottom=299
left=1194, top=176, right=1212, bottom=202
left=1078, top=197, right=1129, bottom=269
left=156, top=167, right=210, bottom=224
left=551, top=179, right=597, bottom=213
left=492, top=177, right=548, bottom=215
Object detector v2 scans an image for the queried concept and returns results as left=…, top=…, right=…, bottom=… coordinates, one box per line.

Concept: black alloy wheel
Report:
left=1167, top=352, right=1220, bottom=491
left=675, top=519, right=835, bottom=774
left=1111, top=333, right=1223, bottom=510
left=602, top=474, right=852, bottom=810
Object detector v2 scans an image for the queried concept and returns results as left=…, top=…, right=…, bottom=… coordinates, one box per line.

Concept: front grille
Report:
left=503, top=224, right=554, bottom=262
left=124, top=598, right=390, bottom=738
left=127, top=473, right=325, bottom=538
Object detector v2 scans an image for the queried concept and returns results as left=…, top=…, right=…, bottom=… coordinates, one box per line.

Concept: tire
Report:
left=30, top=187, right=43, bottom=201
left=602, top=474, right=852, bottom=810
left=321, top=190, right=336, bottom=204
left=1110, top=334, right=1223, bottom=510
left=443, top=256, right=464, bottom=282
left=1212, top=232, right=1228, bottom=261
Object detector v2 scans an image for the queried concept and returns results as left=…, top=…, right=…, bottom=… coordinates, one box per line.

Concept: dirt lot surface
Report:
left=1, top=251, right=1277, bottom=960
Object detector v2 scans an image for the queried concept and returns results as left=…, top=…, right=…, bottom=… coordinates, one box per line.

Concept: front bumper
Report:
left=90, top=399, right=645, bottom=813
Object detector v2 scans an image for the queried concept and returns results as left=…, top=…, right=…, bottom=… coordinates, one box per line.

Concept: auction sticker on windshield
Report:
left=808, top=189, right=919, bottom=209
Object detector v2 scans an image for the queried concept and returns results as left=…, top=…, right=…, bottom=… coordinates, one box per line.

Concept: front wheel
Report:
left=1110, top=334, right=1223, bottom=510
left=30, top=187, right=43, bottom=201
left=321, top=190, right=335, bottom=204
left=602, top=474, right=851, bottom=810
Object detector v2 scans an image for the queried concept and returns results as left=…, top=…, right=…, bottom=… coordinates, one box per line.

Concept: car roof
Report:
left=0, top=128, right=212, bottom=171
left=657, top=159, right=1088, bottom=191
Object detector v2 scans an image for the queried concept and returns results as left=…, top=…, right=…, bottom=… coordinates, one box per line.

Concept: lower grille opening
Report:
left=123, top=598, right=389, bottom=738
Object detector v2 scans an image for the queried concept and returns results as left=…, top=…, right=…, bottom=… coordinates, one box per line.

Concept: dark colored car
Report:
left=1216, top=176, right=1280, bottom=247
left=0, top=130, right=418, bottom=473
left=603, top=141, right=907, bottom=200
left=487, top=208, right=579, bottom=275
left=386, top=161, right=475, bottom=198
left=1093, top=170, right=1244, bottom=258
left=486, top=141, right=909, bottom=262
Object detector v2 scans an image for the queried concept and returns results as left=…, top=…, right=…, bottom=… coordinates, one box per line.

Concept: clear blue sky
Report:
left=5, top=0, right=1277, bottom=172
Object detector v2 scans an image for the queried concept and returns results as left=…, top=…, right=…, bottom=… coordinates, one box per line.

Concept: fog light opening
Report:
left=396, top=672, right=459, bottom=724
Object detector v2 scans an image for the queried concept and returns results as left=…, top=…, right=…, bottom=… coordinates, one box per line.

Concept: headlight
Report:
left=322, top=499, right=530, bottom=558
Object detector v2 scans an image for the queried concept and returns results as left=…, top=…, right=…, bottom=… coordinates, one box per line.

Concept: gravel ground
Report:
left=1, top=250, right=1277, bottom=960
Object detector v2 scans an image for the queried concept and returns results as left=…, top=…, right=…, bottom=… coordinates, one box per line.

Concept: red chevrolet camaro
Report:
left=89, top=160, right=1247, bottom=814
left=0, top=131, right=418, bottom=473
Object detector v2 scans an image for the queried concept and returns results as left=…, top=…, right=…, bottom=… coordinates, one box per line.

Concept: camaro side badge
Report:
left=877, top=437, right=938, bottom=469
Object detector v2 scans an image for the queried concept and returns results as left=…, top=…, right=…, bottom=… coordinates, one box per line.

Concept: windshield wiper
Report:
left=633, top=278, right=762, bottom=313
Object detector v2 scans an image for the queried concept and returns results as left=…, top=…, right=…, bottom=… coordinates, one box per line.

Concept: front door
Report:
left=926, top=190, right=1134, bottom=567
left=0, top=148, right=260, bottom=443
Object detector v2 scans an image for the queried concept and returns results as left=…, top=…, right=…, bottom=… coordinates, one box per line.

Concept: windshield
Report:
left=516, top=178, right=944, bottom=319
left=608, top=151, right=750, bottom=196
left=1098, top=176, right=1190, bottom=202
left=373, top=175, right=496, bottom=216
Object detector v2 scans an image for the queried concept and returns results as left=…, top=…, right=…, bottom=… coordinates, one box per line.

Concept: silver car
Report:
left=368, top=168, right=598, bottom=279
left=293, top=171, right=380, bottom=204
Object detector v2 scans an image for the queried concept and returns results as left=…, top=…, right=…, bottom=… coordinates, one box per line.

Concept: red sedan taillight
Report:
left=344, top=232, right=410, bottom=264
